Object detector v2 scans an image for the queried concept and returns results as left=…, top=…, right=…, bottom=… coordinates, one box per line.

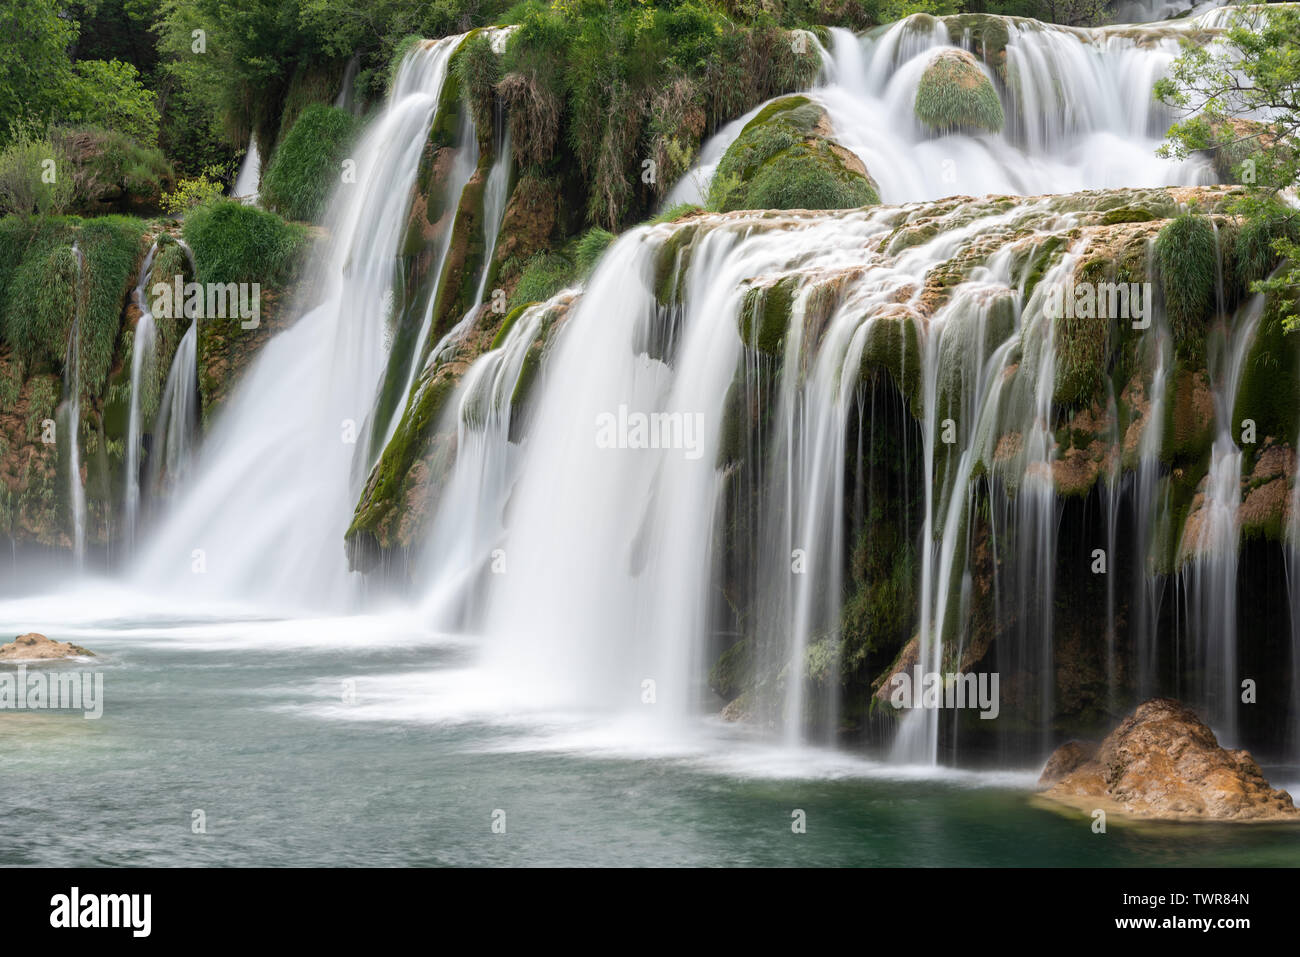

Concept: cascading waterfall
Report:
left=150, top=321, right=200, bottom=496
left=471, top=124, right=513, bottom=310
left=1176, top=290, right=1266, bottom=745
left=674, top=15, right=1213, bottom=208
left=232, top=137, right=261, bottom=203
left=60, top=243, right=88, bottom=566
left=124, top=242, right=160, bottom=548
left=133, top=34, right=474, bottom=608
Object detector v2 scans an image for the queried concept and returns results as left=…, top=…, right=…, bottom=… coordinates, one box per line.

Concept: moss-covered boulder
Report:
left=708, top=97, right=879, bottom=213
left=914, top=48, right=1004, bottom=135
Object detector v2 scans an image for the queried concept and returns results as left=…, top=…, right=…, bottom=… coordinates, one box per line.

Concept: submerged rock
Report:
left=0, top=633, right=95, bottom=661
left=1039, top=698, right=1299, bottom=821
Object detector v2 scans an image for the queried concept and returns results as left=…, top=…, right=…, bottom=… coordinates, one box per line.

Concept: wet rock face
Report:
left=0, top=633, right=95, bottom=660
left=1040, top=698, right=1299, bottom=821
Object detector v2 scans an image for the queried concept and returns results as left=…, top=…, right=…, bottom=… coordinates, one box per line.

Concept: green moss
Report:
left=1100, top=206, right=1159, bottom=225
left=261, top=104, right=360, bottom=223
left=859, top=312, right=923, bottom=410
left=740, top=279, right=796, bottom=356
left=1234, top=294, right=1300, bottom=446
left=709, top=638, right=752, bottom=702
left=455, top=31, right=502, bottom=149
left=914, top=49, right=1004, bottom=134
left=1156, top=213, right=1219, bottom=357
left=709, top=96, right=877, bottom=213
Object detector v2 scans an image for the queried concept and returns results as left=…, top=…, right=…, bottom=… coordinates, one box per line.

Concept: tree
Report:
left=1156, top=4, right=1300, bottom=325
left=0, top=0, right=77, bottom=138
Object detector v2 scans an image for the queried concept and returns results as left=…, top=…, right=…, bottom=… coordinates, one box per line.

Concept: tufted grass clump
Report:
left=261, top=104, right=360, bottom=222
left=182, top=199, right=309, bottom=288
left=914, top=49, right=1004, bottom=134
left=1156, top=213, right=1219, bottom=352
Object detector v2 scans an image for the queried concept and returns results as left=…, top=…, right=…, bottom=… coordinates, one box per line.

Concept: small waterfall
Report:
left=471, top=125, right=513, bottom=309
left=418, top=298, right=555, bottom=630
left=59, top=243, right=88, bottom=566
left=378, top=106, right=481, bottom=452
left=134, top=34, right=473, bottom=609
left=232, top=137, right=261, bottom=203
left=334, top=54, right=362, bottom=115
left=124, top=242, right=160, bottom=548
left=150, top=320, right=200, bottom=495
left=1177, top=290, right=1266, bottom=745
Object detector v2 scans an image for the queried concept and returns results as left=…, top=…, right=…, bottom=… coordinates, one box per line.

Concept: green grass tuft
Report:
left=1156, top=213, right=1219, bottom=354
left=914, top=49, right=1004, bottom=134
left=182, top=199, right=309, bottom=288
left=261, top=105, right=360, bottom=223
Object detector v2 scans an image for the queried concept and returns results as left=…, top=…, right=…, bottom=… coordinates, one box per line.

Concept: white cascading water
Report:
left=232, top=137, right=261, bottom=203
left=61, top=243, right=88, bottom=566
left=124, top=242, right=159, bottom=548
left=150, top=320, right=199, bottom=496
left=133, top=34, right=472, bottom=609
left=471, top=125, right=514, bottom=309
left=1176, top=289, right=1266, bottom=746
left=672, top=15, right=1214, bottom=208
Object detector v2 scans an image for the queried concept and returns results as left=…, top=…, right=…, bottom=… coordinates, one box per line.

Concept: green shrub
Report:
left=182, top=199, right=309, bottom=287
left=1156, top=213, right=1220, bottom=352
left=77, top=215, right=149, bottom=396
left=261, top=104, right=359, bottom=222
left=456, top=32, right=502, bottom=143
left=0, top=131, right=75, bottom=218
left=62, top=59, right=162, bottom=145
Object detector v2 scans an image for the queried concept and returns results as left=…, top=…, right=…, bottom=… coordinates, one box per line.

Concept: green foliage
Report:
left=914, top=49, right=1004, bottom=134
left=1157, top=4, right=1300, bottom=326
left=63, top=59, right=162, bottom=144
left=261, top=104, right=359, bottom=222
left=54, top=127, right=173, bottom=213
left=1156, top=213, right=1219, bottom=354
left=456, top=32, right=503, bottom=143
left=0, top=0, right=77, bottom=136
left=182, top=199, right=309, bottom=287
left=161, top=165, right=226, bottom=214
left=574, top=227, right=615, bottom=276
left=0, top=131, right=76, bottom=218
left=507, top=250, right=575, bottom=310
left=709, top=97, right=878, bottom=212
left=78, top=215, right=150, bottom=396
left=649, top=202, right=702, bottom=224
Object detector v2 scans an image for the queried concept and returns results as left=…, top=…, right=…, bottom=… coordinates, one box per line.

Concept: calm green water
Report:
left=2, top=599, right=1299, bottom=867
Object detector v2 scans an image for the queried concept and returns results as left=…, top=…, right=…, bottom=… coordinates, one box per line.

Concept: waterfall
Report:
left=59, top=243, right=88, bottom=567
left=471, top=125, right=513, bottom=310
left=124, top=242, right=160, bottom=548
left=334, top=54, right=362, bottom=115
left=133, top=34, right=473, bottom=609
left=378, top=107, right=481, bottom=452
left=232, top=137, right=261, bottom=203
left=1176, top=290, right=1266, bottom=745
left=675, top=16, right=1212, bottom=207
left=150, top=320, right=200, bottom=496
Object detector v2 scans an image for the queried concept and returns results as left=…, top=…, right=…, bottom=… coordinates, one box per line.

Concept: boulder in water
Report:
left=914, top=49, right=1004, bottom=135
left=0, top=633, right=95, bottom=661
left=1039, top=698, right=1299, bottom=821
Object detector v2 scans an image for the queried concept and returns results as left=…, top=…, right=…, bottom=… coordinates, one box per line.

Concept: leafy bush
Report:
left=260, top=104, right=359, bottom=222
left=0, top=130, right=75, bottom=218
left=162, top=166, right=226, bottom=215
left=182, top=199, right=309, bottom=287
left=62, top=59, right=162, bottom=145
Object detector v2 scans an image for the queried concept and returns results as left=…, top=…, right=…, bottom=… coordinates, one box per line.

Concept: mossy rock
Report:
left=709, top=96, right=879, bottom=213
left=1161, top=364, right=1215, bottom=466
left=914, top=48, right=1004, bottom=135
left=709, top=638, right=752, bottom=702
left=739, top=278, right=797, bottom=356
left=859, top=308, right=923, bottom=411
